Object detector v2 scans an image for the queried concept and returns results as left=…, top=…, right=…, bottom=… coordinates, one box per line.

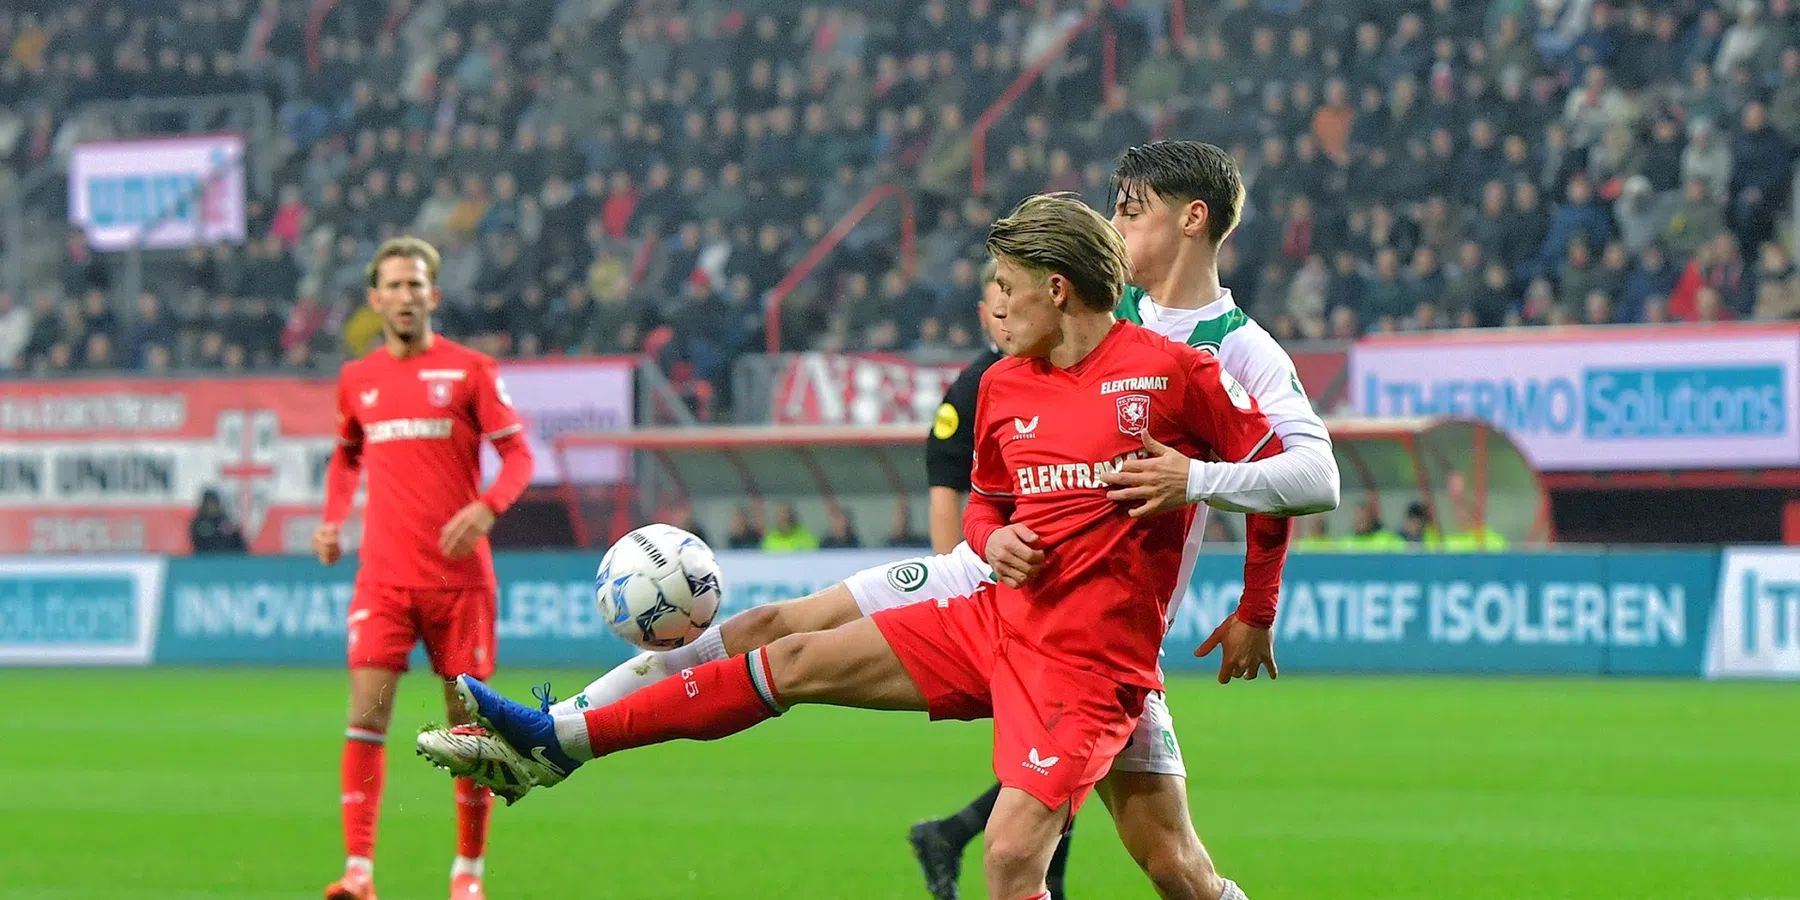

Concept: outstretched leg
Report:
left=435, top=615, right=927, bottom=792
left=550, top=585, right=865, bottom=714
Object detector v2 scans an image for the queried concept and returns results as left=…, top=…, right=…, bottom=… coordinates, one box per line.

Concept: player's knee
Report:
left=347, top=696, right=394, bottom=733
left=981, top=828, right=1045, bottom=884
left=722, top=603, right=789, bottom=653
left=763, top=631, right=837, bottom=702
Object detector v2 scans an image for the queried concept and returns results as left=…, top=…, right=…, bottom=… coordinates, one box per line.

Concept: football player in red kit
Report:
left=423, top=196, right=1275, bottom=900
left=316, top=236, right=534, bottom=900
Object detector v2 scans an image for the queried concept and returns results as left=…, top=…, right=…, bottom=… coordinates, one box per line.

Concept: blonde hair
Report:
left=366, top=236, right=441, bottom=288
left=984, top=193, right=1130, bottom=312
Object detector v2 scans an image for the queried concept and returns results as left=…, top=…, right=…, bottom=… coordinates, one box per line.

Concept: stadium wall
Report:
left=1, top=548, right=1794, bottom=678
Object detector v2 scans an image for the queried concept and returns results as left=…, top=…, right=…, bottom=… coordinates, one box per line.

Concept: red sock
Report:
left=340, top=730, right=387, bottom=860
left=583, top=650, right=783, bottom=757
left=454, top=778, right=491, bottom=859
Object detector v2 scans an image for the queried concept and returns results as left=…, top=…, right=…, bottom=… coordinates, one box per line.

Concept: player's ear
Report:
left=1048, top=274, right=1069, bottom=310
left=1184, top=199, right=1210, bottom=239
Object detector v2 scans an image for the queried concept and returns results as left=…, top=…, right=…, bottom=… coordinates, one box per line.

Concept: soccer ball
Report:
left=595, top=524, right=723, bottom=650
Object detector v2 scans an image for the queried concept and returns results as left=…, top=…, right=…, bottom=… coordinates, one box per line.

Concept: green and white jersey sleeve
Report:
left=1117, top=286, right=1331, bottom=448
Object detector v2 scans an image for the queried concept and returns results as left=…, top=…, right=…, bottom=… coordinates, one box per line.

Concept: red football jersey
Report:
left=335, top=338, right=524, bottom=587
left=966, top=321, right=1279, bottom=689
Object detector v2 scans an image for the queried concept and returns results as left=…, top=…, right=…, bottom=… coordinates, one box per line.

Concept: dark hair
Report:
left=1110, top=141, right=1244, bottom=245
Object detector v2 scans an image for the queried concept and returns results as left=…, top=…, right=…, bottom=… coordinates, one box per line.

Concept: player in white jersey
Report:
left=424, top=142, right=1339, bottom=900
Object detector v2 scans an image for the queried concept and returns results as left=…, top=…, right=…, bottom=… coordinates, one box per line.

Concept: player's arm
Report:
left=924, top=358, right=984, bottom=554
left=317, top=375, right=364, bottom=566
left=440, top=358, right=536, bottom=558
left=1171, top=350, right=1290, bottom=682
left=1186, top=331, right=1339, bottom=516
left=962, top=376, right=1041, bottom=587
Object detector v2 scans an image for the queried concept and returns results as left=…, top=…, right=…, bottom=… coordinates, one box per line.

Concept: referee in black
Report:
left=908, top=259, right=1076, bottom=900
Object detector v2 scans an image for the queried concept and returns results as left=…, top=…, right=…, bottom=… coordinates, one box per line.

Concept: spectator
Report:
left=761, top=502, right=819, bottom=552
left=725, top=505, right=763, bottom=551
left=884, top=498, right=931, bottom=548
left=0, top=293, right=28, bottom=370
left=1753, top=243, right=1800, bottom=320
left=819, top=504, right=862, bottom=549
left=190, top=488, right=248, bottom=554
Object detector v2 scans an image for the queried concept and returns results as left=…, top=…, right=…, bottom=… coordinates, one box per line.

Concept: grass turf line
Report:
left=0, top=670, right=1792, bottom=899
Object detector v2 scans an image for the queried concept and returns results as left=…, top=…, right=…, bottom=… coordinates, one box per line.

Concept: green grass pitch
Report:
left=3, top=669, right=1794, bottom=899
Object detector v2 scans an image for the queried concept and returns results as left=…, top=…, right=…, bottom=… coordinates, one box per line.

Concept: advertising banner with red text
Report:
left=773, top=353, right=966, bottom=426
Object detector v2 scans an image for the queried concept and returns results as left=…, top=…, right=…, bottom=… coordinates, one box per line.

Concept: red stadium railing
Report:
left=305, top=0, right=339, bottom=73
left=970, top=11, right=1102, bottom=197
left=763, top=183, right=916, bottom=353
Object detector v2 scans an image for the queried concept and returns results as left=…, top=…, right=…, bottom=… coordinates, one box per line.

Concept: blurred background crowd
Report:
left=2, top=0, right=1797, bottom=420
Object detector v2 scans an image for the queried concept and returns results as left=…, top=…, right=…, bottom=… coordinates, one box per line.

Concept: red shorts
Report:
left=871, top=586, right=1147, bottom=817
left=347, top=584, right=497, bottom=680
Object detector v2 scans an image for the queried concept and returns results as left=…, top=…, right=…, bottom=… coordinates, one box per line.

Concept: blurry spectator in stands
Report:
left=1671, top=235, right=1749, bottom=321
left=1754, top=243, right=1800, bottom=320
left=1499, top=181, right=1548, bottom=278
left=143, top=344, right=173, bottom=375
left=820, top=504, right=862, bottom=549
left=79, top=289, right=118, bottom=345
left=761, top=502, right=818, bottom=552
left=1398, top=502, right=1433, bottom=547
left=726, top=505, right=762, bottom=551
left=128, top=293, right=178, bottom=369
left=1663, top=179, right=1729, bottom=261
left=1327, top=305, right=1360, bottom=340
left=885, top=497, right=930, bottom=548
left=190, top=488, right=247, bottom=554
left=82, top=331, right=115, bottom=370
left=1681, top=121, right=1734, bottom=200
left=1285, top=254, right=1329, bottom=337
left=1538, top=175, right=1612, bottom=276
left=1292, top=515, right=1335, bottom=551
left=1613, top=175, right=1673, bottom=255
left=1440, top=242, right=1487, bottom=324
left=1582, top=290, right=1615, bottom=325
left=1474, top=262, right=1518, bottom=328
left=1771, top=47, right=1800, bottom=142
left=1729, top=102, right=1795, bottom=251
left=0, top=293, right=26, bottom=370
left=1558, top=239, right=1602, bottom=309
left=1359, top=247, right=1406, bottom=329
left=271, top=185, right=307, bottom=248
left=1621, top=244, right=1678, bottom=322
left=61, top=229, right=106, bottom=295
left=1402, top=245, right=1446, bottom=314
left=1344, top=498, right=1404, bottom=551
left=1716, top=0, right=1778, bottom=78
left=666, top=503, right=711, bottom=547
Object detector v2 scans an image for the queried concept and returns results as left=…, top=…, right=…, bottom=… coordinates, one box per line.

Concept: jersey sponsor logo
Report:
left=417, top=369, right=467, bottom=380
left=359, top=389, right=378, bottom=408
left=1014, top=449, right=1151, bottom=496
left=1116, top=393, right=1151, bottom=435
left=1023, top=747, right=1060, bottom=774
left=1013, top=415, right=1040, bottom=435
left=1099, top=376, right=1169, bottom=395
left=932, top=402, right=959, bottom=440
left=1219, top=369, right=1253, bottom=410
left=363, top=417, right=454, bottom=443
left=885, top=561, right=929, bottom=593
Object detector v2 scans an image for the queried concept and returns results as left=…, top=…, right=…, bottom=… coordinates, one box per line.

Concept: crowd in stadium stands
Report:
left=2, top=0, right=1798, bottom=416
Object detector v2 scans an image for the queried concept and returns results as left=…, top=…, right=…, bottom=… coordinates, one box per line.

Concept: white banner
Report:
left=479, top=358, right=635, bottom=485
left=0, top=556, right=165, bottom=665
left=1350, top=328, right=1800, bottom=470
left=1705, top=547, right=1800, bottom=679
left=69, top=135, right=247, bottom=251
